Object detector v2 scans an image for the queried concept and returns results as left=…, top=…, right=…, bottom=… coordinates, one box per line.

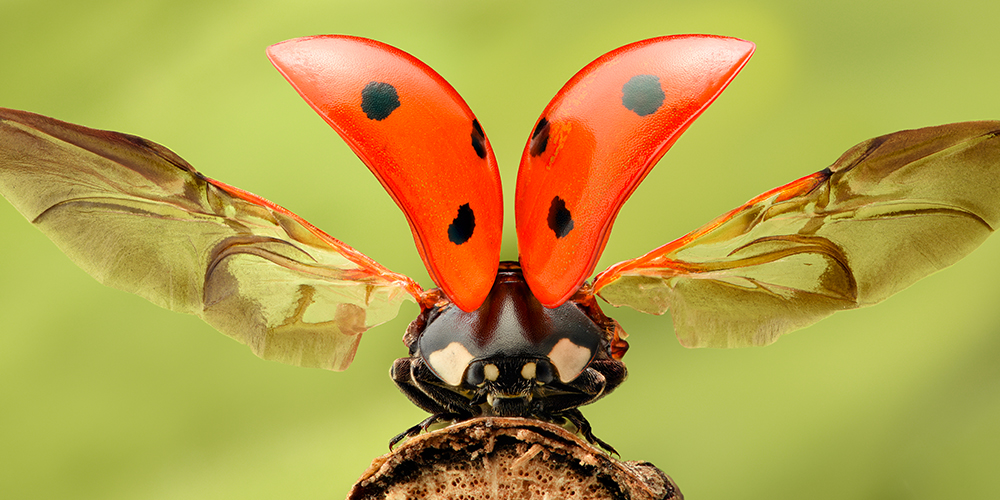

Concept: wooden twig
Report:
left=348, top=417, right=682, bottom=500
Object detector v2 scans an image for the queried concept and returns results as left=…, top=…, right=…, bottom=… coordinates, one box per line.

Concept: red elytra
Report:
left=268, top=34, right=754, bottom=311
left=515, top=35, right=755, bottom=307
left=267, top=36, right=503, bottom=312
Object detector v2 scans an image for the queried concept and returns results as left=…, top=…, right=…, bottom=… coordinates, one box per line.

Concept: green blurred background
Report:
left=2, top=1, right=999, bottom=498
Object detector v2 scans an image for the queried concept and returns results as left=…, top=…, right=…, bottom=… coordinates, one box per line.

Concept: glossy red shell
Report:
left=267, top=36, right=503, bottom=312
left=515, top=35, right=755, bottom=307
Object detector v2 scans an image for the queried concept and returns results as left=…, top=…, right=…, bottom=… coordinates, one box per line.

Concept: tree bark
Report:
left=348, top=417, right=682, bottom=500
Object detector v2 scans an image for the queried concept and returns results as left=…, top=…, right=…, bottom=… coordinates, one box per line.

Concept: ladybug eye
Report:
left=534, top=360, right=554, bottom=385
left=465, top=362, right=485, bottom=387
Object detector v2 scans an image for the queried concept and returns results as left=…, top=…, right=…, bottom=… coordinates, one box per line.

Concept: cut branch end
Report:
left=348, top=417, right=681, bottom=500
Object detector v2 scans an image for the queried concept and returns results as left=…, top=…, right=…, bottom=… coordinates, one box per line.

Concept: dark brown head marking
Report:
left=621, top=74, right=665, bottom=117
left=361, top=81, right=401, bottom=120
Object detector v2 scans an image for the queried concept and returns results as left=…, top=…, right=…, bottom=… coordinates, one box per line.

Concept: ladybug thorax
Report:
left=416, top=262, right=602, bottom=388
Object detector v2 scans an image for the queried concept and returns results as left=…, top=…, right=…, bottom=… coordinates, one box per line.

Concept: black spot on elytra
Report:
left=547, top=196, right=574, bottom=238
left=448, top=203, right=475, bottom=245
left=529, top=117, right=550, bottom=157
left=360, top=81, right=400, bottom=121
left=471, top=119, right=487, bottom=159
left=621, top=74, right=665, bottom=117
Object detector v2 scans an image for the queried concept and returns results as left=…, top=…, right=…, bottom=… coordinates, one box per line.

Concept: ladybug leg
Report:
left=540, top=358, right=628, bottom=414
left=563, top=408, right=618, bottom=455
left=402, top=356, right=481, bottom=416
left=388, top=412, right=465, bottom=450
left=391, top=357, right=451, bottom=415
left=537, top=369, right=608, bottom=416
left=541, top=358, right=627, bottom=453
left=585, top=357, right=628, bottom=398
left=389, top=357, right=478, bottom=448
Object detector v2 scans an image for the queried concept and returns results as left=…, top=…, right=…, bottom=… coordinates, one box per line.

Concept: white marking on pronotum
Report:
left=427, top=342, right=475, bottom=386
left=548, top=338, right=593, bottom=383
left=521, top=361, right=537, bottom=380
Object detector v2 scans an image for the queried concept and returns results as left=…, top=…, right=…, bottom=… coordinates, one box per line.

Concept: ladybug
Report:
left=1, top=35, right=998, bottom=453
